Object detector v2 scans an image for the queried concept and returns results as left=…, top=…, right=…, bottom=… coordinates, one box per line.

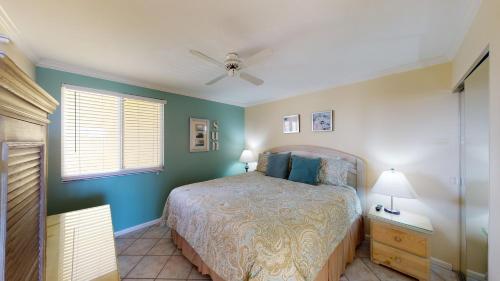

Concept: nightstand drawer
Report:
left=372, top=221, right=428, bottom=257
left=372, top=241, right=430, bottom=280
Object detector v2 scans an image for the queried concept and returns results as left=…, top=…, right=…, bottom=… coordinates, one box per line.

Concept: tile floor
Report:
left=115, top=224, right=459, bottom=281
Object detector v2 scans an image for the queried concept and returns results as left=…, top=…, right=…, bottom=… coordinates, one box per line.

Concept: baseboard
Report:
left=114, top=217, right=161, bottom=237
left=430, top=257, right=453, bottom=271
left=466, top=269, right=487, bottom=281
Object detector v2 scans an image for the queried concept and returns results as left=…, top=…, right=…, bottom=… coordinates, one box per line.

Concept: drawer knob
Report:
left=394, top=236, right=402, bottom=242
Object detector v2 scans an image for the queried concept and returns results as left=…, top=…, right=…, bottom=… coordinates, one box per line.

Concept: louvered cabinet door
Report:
left=0, top=142, right=45, bottom=281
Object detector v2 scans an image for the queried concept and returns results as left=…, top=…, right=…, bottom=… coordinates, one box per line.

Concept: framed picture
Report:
left=283, top=114, right=300, bottom=133
left=190, top=118, right=209, bottom=152
left=312, top=110, right=334, bottom=132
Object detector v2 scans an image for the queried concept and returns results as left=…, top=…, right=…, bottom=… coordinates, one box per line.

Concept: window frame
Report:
left=61, top=84, right=166, bottom=182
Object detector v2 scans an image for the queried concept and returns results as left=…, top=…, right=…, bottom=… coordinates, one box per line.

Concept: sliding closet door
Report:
left=461, top=58, right=489, bottom=280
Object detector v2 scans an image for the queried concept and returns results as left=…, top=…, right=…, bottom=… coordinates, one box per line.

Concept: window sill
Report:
left=62, top=167, right=164, bottom=182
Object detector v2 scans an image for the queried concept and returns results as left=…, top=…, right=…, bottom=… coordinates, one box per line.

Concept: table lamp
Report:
left=239, top=149, right=255, bottom=172
left=372, top=168, right=417, bottom=215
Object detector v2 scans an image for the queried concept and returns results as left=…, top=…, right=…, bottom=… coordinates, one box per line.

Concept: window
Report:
left=62, top=85, right=165, bottom=181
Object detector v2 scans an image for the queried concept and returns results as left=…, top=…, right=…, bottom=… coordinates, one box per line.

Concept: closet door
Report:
left=461, top=58, right=489, bottom=280
left=0, top=142, right=45, bottom=281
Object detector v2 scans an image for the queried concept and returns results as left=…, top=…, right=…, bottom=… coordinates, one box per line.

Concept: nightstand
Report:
left=368, top=205, right=434, bottom=281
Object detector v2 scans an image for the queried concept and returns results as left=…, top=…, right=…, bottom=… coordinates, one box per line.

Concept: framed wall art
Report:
left=190, top=118, right=209, bottom=152
left=312, top=110, right=334, bottom=132
left=283, top=114, right=300, bottom=133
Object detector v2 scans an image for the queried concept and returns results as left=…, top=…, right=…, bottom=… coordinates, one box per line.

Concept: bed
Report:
left=161, top=145, right=366, bottom=281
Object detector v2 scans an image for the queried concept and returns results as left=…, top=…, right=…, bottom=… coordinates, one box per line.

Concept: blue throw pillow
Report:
left=266, top=153, right=291, bottom=179
left=288, top=155, right=321, bottom=185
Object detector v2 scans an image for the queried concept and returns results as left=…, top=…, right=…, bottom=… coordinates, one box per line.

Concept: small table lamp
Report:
left=372, top=168, right=417, bottom=215
left=239, top=149, right=255, bottom=172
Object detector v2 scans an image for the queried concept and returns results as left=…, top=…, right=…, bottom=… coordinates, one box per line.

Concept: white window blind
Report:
left=62, top=85, right=165, bottom=181
left=123, top=98, right=163, bottom=169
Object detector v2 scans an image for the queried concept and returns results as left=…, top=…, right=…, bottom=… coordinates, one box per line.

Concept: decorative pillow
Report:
left=256, top=153, right=270, bottom=173
left=266, top=153, right=291, bottom=179
left=288, top=155, right=321, bottom=185
left=318, top=157, right=355, bottom=186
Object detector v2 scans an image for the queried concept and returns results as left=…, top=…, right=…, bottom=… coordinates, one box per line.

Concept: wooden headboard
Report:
left=264, top=145, right=367, bottom=215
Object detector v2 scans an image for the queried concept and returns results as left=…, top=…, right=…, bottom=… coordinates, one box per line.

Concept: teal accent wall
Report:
left=36, top=67, right=245, bottom=232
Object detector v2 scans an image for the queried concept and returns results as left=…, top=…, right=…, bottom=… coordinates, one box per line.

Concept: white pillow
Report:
left=318, top=157, right=354, bottom=186
left=256, top=152, right=270, bottom=173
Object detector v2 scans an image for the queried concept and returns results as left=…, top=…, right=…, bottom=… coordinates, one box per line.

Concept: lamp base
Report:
left=244, top=163, right=249, bottom=173
left=384, top=207, right=400, bottom=215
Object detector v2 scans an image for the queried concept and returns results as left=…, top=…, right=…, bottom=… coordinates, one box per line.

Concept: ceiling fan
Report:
left=189, top=48, right=272, bottom=86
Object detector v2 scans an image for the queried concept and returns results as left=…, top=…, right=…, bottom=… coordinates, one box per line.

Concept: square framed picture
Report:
left=312, top=110, right=334, bottom=132
left=190, top=118, right=209, bottom=152
left=283, top=114, right=300, bottom=133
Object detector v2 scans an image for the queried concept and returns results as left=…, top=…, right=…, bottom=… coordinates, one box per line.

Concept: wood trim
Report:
left=264, top=145, right=367, bottom=214
left=0, top=142, right=45, bottom=281
left=0, top=87, right=51, bottom=125
left=0, top=55, right=58, bottom=116
left=0, top=143, right=8, bottom=281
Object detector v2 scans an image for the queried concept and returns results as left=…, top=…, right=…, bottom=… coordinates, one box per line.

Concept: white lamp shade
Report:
left=239, top=149, right=255, bottom=163
left=372, top=169, right=417, bottom=199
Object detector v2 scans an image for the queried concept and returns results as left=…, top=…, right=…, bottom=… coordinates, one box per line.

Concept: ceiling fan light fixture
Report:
left=228, top=69, right=238, bottom=77
left=189, top=48, right=270, bottom=86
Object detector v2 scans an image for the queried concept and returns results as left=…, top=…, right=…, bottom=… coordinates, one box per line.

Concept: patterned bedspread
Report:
left=161, top=172, right=362, bottom=281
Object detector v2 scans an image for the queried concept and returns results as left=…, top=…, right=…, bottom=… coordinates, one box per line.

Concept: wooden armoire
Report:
left=0, top=55, right=58, bottom=281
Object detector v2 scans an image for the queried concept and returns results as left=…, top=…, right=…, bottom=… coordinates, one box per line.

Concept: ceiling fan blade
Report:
left=239, top=72, right=264, bottom=86
left=206, top=74, right=227, bottom=85
left=244, top=48, right=273, bottom=67
left=189, top=50, right=225, bottom=69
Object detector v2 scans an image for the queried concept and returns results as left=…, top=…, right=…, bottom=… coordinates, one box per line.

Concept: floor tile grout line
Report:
left=155, top=229, right=175, bottom=280
left=123, top=253, right=147, bottom=279
left=117, top=224, right=190, bottom=280
left=116, top=237, right=138, bottom=255
left=147, top=237, right=165, bottom=255
left=120, top=225, right=154, bottom=279
left=359, top=257, right=382, bottom=281
left=155, top=254, right=174, bottom=279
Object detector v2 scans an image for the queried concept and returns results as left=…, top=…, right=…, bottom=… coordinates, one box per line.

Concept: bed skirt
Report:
left=171, top=215, right=364, bottom=281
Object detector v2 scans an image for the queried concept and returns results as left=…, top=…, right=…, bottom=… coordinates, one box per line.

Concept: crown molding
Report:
left=36, top=59, right=247, bottom=107
left=37, top=59, right=179, bottom=94
left=242, top=56, right=451, bottom=107
left=0, top=55, right=58, bottom=112
left=0, top=5, right=39, bottom=63
left=0, top=54, right=58, bottom=124
left=38, top=56, right=450, bottom=109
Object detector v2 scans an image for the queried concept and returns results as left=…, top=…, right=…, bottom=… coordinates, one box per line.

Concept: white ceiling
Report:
left=0, top=0, right=480, bottom=107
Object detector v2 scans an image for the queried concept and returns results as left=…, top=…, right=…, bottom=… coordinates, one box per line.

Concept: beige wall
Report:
left=452, top=0, right=500, bottom=279
left=245, top=63, right=461, bottom=268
